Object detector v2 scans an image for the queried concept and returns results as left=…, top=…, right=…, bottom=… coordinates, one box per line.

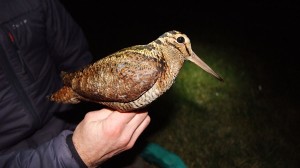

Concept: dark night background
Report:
left=59, top=1, right=298, bottom=54
left=60, top=0, right=299, bottom=167
left=60, top=0, right=298, bottom=91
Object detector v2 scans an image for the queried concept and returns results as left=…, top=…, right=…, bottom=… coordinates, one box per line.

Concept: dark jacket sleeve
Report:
left=0, top=130, right=84, bottom=168
left=0, top=0, right=92, bottom=167
left=44, top=0, right=93, bottom=72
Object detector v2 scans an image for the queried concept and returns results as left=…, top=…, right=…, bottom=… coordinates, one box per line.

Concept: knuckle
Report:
left=104, top=125, right=123, bottom=138
left=118, top=136, right=131, bottom=147
left=146, top=116, right=151, bottom=123
left=83, top=112, right=93, bottom=120
left=113, top=126, right=124, bottom=136
left=125, top=142, right=134, bottom=150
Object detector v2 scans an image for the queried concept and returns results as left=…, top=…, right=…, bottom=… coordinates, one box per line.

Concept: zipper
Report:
left=0, top=28, right=41, bottom=128
left=8, top=31, right=35, bottom=81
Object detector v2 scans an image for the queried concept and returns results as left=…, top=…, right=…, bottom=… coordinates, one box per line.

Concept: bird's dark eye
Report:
left=176, top=36, right=185, bottom=43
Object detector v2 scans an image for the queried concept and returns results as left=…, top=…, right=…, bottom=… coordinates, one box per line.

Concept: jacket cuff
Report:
left=66, top=134, right=88, bottom=168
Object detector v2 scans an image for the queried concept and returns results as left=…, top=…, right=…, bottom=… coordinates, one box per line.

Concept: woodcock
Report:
left=50, top=30, right=223, bottom=112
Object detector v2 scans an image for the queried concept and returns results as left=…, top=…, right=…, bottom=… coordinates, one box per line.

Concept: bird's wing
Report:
left=69, top=50, right=165, bottom=103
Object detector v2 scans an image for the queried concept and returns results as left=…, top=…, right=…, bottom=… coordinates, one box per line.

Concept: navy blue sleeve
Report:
left=43, top=0, right=93, bottom=72
left=0, top=130, right=84, bottom=168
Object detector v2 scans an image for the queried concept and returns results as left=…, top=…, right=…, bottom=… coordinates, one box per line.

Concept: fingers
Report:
left=117, top=112, right=150, bottom=149
left=101, top=110, right=150, bottom=146
left=102, top=112, right=151, bottom=157
left=84, top=108, right=114, bottom=122
left=73, top=108, right=151, bottom=166
left=104, top=110, right=137, bottom=127
left=126, top=111, right=149, bottom=133
left=126, top=115, right=151, bottom=148
left=85, top=108, right=150, bottom=144
left=85, top=109, right=147, bottom=126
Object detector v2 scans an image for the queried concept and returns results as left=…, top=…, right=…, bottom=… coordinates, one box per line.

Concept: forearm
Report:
left=0, top=130, right=81, bottom=168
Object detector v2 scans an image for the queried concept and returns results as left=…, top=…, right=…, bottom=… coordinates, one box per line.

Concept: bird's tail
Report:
left=48, top=86, right=80, bottom=104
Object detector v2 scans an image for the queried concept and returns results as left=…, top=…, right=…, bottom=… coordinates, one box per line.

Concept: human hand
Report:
left=72, top=108, right=151, bottom=167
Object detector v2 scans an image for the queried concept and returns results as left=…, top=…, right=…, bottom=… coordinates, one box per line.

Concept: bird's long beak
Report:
left=187, top=51, right=223, bottom=81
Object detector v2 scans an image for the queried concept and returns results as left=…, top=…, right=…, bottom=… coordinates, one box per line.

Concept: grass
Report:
left=61, top=2, right=298, bottom=167
left=134, top=41, right=300, bottom=168
left=88, top=30, right=299, bottom=168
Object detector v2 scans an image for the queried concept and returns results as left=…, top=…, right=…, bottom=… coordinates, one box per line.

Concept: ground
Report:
left=61, top=1, right=299, bottom=167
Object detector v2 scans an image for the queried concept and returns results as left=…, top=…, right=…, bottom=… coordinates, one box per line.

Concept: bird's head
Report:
left=157, top=30, right=223, bottom=81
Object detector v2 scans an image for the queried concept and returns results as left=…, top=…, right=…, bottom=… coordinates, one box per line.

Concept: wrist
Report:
left=66, top=134, right=88, bottom=168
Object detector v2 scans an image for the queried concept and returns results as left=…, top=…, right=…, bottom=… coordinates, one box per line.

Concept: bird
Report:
left=49, top=30, right=223, bottom=112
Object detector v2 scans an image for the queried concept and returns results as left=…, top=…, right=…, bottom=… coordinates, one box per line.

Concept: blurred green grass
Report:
left=141, top=41, right=299, bottom=168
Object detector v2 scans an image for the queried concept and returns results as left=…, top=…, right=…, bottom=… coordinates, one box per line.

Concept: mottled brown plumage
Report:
left=50, top=30, right=223, bottom=112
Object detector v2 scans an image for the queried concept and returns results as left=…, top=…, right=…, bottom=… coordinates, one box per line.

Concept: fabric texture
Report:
left=0, top=0, right=92, bottom=167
